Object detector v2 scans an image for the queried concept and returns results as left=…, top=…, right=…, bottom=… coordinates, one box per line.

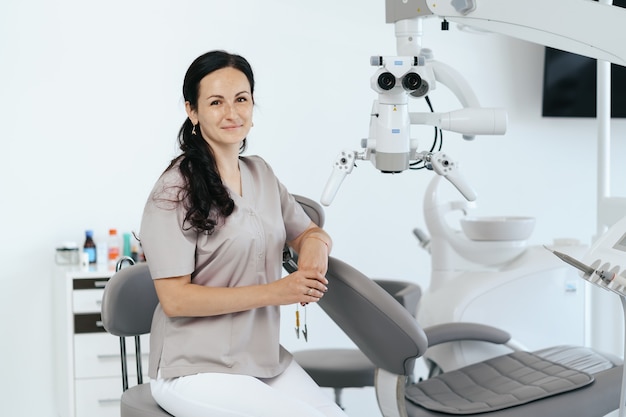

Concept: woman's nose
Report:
left=224, top=103, right=238, bottom=119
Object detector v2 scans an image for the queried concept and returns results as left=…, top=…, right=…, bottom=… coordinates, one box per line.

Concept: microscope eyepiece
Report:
left=402, top=72, right=422, bottom=91
left=377, top=72, right=396, bottom=90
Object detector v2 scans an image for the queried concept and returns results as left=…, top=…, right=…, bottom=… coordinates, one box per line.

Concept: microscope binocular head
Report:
left=370, top=55, right=430, bottom=97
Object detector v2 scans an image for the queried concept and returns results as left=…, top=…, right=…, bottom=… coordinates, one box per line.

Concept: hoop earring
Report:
left=192, top=124, right=197, bottom=135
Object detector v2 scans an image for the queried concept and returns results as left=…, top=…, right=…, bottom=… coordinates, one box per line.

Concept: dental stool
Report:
left=293, top=279, right=421, bottom=408
left=101, top=260, right=173, bottom=417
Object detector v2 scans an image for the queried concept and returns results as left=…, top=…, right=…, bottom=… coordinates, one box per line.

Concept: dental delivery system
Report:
left=546, top=214, right=626, bottom=296
left=544, top=246, right=620, bottom=287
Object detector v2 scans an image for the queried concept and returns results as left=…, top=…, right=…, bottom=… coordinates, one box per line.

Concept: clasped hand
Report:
left=275, top=236, right=329, bottom=305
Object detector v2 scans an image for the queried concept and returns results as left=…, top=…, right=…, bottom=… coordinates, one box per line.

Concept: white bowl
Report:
left=460, top=216, right=536, bottom=241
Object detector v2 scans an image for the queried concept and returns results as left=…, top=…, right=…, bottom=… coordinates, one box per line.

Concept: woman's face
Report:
left=186, top=67, right=253, bottom=151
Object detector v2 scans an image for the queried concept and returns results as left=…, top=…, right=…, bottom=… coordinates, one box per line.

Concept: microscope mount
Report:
left=386, top=0, right=626, bottom=67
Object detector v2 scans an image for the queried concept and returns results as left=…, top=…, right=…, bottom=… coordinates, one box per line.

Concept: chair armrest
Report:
left=423, top=322, right=511, bottom=347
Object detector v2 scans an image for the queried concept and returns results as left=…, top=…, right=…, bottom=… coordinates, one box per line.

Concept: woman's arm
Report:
left=153, top=222, right=333, bottom=319
left=288, top=221, right=333, bottom=276
left=154, top=270, right=329, bottom=317
left=153, top=221, right=331, bottom=318
left=153, top=275, right=279, bottom=317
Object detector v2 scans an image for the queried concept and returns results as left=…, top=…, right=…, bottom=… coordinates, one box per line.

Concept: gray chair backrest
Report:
left=320, top=256, right=429, bottom=377
left=293, top=194, right=325, bottom=227
left=102, top=262, right=157, bottom=337
left=289, top=194, right=428, bottom=376
left=375, top=280, right=421, bottom=319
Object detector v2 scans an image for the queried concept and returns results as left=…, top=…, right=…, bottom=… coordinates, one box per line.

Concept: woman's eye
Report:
left=210, top=100, right=221, bottom=106
left=237, top=97, right=248, bottom=103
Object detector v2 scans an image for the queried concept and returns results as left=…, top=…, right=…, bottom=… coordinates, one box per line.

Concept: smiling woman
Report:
left=138, top=50, right=343, bottom=417
left=186, top=67, right=254, bottom=196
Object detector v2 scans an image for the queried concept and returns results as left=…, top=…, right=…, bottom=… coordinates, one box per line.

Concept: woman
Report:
left=139, top=50, right=347, bottom=417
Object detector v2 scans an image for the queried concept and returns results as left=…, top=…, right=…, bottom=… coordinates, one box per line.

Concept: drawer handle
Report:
left=94, top=281, right=107, bottom=288
left=96, top=320, right=104, bottom=328
left=97, top=354, right=120, bottom=360
left=97, top=353, right=150, bottom=360
left=98, top=398, right=121, bottom=405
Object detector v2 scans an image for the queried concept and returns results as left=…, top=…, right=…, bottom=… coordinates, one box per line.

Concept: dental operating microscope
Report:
left=320, top=16, right=507, bottom=206
left=320, top=0, right=626, bottom=375
left=322, top=0, right=626, bottom=206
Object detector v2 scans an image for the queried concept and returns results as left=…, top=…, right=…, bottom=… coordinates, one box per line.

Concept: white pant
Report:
left=150, top=360, right=348, bottom=417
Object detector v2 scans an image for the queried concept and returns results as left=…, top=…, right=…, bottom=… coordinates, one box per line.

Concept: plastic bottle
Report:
left=108, top=228, right=120, bottom=268
left=83, top=230, right=97, bottom=264
left=123, top=232, right=132, bottom=258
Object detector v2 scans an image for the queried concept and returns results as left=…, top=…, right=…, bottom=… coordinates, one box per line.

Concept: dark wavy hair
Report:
left=167, top=50, right=255, bottom=234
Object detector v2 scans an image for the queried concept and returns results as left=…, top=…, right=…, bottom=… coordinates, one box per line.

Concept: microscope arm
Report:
left=429, top=60, right=482, bottom=140
left=388, top=1, right=626, bottom=65
left=424, top=0, right=626, bottom=67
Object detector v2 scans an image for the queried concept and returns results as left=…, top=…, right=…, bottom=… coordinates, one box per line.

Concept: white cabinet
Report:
left=54, top=268, right=149, bottom=417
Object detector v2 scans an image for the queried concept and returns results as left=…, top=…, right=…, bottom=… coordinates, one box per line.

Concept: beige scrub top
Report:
left=140, top=155, right=311, bottom=380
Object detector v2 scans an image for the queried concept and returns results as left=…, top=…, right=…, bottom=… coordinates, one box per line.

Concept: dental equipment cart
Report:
left=53, top=267, right=150, bottom=417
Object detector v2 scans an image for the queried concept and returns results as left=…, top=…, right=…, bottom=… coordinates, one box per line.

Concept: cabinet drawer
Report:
left=74, top=313, right=106, bottom=334
left=73, top=288, right=105, bottom=313
left=75, top=333, right=150, bottom=379
left=73, top=277, right=109, bottom=290
left=74, top=377, right=122, bottom=417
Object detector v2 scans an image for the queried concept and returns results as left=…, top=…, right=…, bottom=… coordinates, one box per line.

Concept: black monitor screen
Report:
left=541, top=0, right=626, bottom=118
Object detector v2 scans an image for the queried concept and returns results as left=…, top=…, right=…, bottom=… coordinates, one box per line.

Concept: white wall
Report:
left=2, top=0, right=626, bottom=416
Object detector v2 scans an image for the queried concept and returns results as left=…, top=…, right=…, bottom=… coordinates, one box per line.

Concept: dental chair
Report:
left=287, top=195, right=421, bottom=409
left=292, top=278, right=421, bottom=409
left=319, top=255, right=624, bottom=417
